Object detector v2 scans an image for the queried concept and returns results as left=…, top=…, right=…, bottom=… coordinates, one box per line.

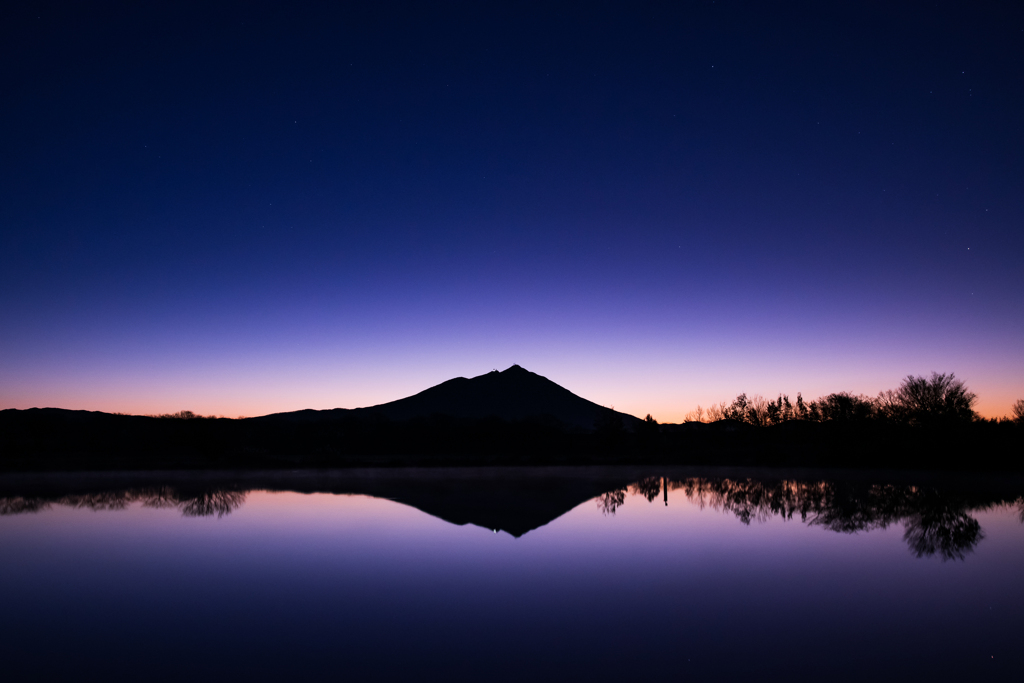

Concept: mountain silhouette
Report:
left=351, top=364, right=640, bottom=431
left=7, top=364, right=1017, bottom=470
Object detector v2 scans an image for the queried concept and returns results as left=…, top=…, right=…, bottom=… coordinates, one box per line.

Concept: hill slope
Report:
left=354, top=365, right=639, bottom=431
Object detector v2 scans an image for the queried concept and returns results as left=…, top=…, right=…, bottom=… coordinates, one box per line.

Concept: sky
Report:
left=2, top=1, right=1022, bottom=420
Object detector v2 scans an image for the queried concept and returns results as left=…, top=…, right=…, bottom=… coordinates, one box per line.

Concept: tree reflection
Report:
left=630, top=477, right=662, bottom=503
left=0, top=487, right=247, bottom=518
left=180, top=490, right=247, bottom=517
left=903, top=507, right=983, bottom=561
left=0, top=473, right=1019, bottom=561
left=597, top=489, right=626, bottom=515
left=609, top=476, right=1018, bottom=561
left=0, top=497, right=51, bottom=515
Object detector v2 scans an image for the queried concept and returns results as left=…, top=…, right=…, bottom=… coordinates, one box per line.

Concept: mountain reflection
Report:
left=1, top=469, right=1021, bottom=561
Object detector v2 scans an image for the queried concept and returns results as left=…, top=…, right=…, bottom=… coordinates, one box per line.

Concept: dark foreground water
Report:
left=0, top=467, right=1021, bottom=682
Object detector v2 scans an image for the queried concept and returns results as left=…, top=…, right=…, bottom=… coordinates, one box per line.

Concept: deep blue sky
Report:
left=2, top=1, right=1022, bottom=419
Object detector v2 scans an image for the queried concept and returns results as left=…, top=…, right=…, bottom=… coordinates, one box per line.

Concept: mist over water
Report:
left=1, top=468, right=1021, bottom=681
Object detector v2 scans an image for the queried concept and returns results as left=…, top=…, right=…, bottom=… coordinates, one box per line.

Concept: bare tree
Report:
left=876, top=388, right=906, bottom=423
left=747, top=394, right=769, bottom=426
left=706, top=402, right=729, bottom=422
left=813, top=392, right=876, bottom=423
left=883, top=373, right=977, bottom=426
left=683, top=405, right=706, bottom=423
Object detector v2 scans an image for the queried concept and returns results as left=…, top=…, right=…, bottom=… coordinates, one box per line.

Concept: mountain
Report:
left=0, top=365, right=644, bottom=466
left=353, top=365, right=641, bottom=431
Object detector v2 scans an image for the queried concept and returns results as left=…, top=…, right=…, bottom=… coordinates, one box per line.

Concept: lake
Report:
left=1, top=467, right=1021, bottom=681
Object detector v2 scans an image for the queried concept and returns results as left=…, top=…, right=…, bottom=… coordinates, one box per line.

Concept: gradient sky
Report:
left=2, top=1, right=1022, bottom=420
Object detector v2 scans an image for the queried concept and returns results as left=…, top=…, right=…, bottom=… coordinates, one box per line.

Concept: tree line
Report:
left=681, top=372, right=1024, bottom=428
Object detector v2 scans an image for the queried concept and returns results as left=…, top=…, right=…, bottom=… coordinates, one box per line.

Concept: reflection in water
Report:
left=0, top=487, right=247, bottom=518
left=1, top=471, right=1021, bottom=561
left=178, top=490, right=248, bottom=517
left=1, top=473, right=1021, bottom=683
left=632, top=477, right=662, bottom=503
left=656, top=478, right=1008, bottom=561
left=599, top=477, right=666, bottom=514
left=596, top=489, right=626, bottom=515
left=903, top=507, right=983, bottom=561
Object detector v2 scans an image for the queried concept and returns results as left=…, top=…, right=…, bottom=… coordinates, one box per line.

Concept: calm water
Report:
left=0, top=467, right=1021, bottom=682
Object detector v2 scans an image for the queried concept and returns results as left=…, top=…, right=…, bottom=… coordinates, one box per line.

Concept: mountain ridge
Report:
left=347, top=364, right=641, bottom=431
left=1, top=365, right=642, bottom=433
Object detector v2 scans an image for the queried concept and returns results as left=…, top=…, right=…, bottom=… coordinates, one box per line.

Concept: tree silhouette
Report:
left=813, top=392, right=876, bottom=423
left=880, top=372, right=977, bottom=426
left=635, top=413, right=659, bottom=438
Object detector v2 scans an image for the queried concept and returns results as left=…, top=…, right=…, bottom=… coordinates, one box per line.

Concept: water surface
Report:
left=1, top=467, right=1021, bottom=681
